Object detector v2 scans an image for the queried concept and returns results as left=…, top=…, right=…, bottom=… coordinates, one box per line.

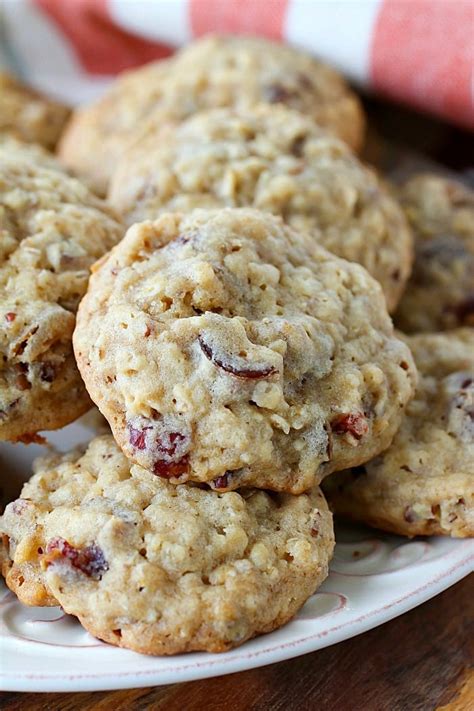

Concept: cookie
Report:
left=0, top=71, right=70, bottom=150
left=0, top=434, right=334, bottom=654
left=109, top=106, right=411, bottom=311
left=323, top=329, right=474, bottom=537
left=59, top=34, right=365, bottom=194
left=0, top=135, right=66, bottom=172
left=0, top=153, right=123, bottom=441
left=394, top=174, right=474, bottom=332
left=74, top=209, right=416, bottom=493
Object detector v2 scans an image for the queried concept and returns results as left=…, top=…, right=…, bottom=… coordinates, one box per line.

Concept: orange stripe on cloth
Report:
left=370, top=0, right=473, bottom=130
left=189, top=0, right=289, bottom=40
left=34, top=0, right=174, bottom=75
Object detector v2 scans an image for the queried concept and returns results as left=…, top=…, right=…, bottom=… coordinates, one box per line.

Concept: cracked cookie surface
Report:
left=0, top=151, right=123, bottom=441
left=0, top=434, right=334, bottom=654
left=110, top=106, right=410, bottom=311
left=74, top=209, right=416, bottom=493
left=394, top=174, right=474, bottom=332
left=0, top=71, right=70, bottom=150
left=324, top=329, right=474, bottom=537
left=59, top=34, right=364, bottom=194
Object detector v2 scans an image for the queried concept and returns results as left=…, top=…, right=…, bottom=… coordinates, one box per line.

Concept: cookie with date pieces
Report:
left=0, top=71, right=70, bottom=150
left=0, top=152, right=123, bottom=441
left=74, top=208, right=416, bottom=493
left=59, top=34, right=365, bottom=194
left=394, top=174, right=474, bottom=332
left=109, top=105, right=411, bottom=311
left=0, top=435, right=335, bottom=654
left=323, top=329, right=474, bottom=537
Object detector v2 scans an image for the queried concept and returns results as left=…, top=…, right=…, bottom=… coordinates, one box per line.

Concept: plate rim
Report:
left=1, top=540, right=472, bottom=693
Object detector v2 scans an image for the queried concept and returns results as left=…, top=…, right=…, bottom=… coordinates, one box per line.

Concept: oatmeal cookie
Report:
left=74, top=209, right=416, bottom=493
left=59, top=35, right=365, bottom=194
left=0, top=155, right=123, bottom=441
left=0, top=71, right=70, bottom=150
left=394, top=174, right=474, bottom=332
left=110, top=106, right=410, bottom=311
left=0, top=435, right=334, bottom=654
left=0, top=135, right=66, bottom=172
left=323, top=329, right=474, bottom=537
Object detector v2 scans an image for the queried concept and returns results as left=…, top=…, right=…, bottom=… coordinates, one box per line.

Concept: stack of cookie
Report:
left=0, top=35, right=472, bottom=656
left=324, top=176, right=474, bottom=537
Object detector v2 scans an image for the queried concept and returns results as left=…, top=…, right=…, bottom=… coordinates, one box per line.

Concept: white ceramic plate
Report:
left=1, top=420, right=473, bottom=692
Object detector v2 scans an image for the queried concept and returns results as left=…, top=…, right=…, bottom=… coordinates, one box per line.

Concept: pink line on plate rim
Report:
left=2, top=546, right=472, bottom=683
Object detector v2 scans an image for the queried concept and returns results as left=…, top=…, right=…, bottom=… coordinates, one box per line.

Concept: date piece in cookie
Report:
left=74, top=209, right=416, bottom=493
left=110, top=106, right=411, bottom=311
left=0, top=71, right=70, bottom=150
left=324, top=329, right=474, bottom=537
left=0, top=435, right=335, bottom=654
left=394, top=174, right=474, bottom=332
left=0, top=153, right=123, bottom=441
left=59, top=34, right=365, bottom=194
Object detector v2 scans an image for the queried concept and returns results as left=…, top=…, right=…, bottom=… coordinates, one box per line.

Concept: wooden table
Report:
left=1, top=574, right=472, bottom=710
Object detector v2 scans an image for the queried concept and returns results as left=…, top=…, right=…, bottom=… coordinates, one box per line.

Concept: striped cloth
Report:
left=0, top=0, right=472, bottom=130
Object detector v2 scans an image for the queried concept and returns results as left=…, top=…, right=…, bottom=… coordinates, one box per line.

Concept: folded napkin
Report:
left=0, top=0, right=472, bottom=130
